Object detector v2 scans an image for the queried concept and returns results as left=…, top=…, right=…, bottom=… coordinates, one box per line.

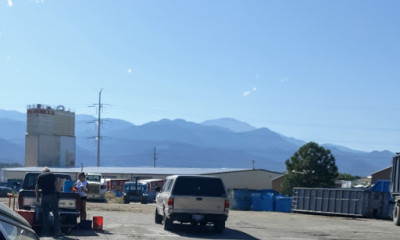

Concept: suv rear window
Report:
left=172, top=177, right=225, bottom=197
left=23, top=173, right=72, bottom=190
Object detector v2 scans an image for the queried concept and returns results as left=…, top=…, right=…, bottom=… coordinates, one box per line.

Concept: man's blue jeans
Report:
left=41, top=193, right=60, bottom=234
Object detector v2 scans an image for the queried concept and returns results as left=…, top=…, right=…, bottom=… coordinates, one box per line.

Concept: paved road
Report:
left=39, top=204, right=400, bottom=240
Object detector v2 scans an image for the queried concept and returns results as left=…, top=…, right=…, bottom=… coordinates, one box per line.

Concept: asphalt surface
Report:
left=37, top=202, right=400, bottom=240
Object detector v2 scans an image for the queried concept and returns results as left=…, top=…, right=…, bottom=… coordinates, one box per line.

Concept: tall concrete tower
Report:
left=25, top=104, right=75, bottom=167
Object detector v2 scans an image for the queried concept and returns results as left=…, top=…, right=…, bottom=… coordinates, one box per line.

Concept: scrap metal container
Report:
left=292, top=188, right=368, bottom=217
left=391, top=154, right=400, bottom=197
left=292, top=188, right=389, bottom=218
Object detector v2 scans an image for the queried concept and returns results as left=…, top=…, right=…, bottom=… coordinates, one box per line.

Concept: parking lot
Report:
left=33, top=202, right=400, bottom=240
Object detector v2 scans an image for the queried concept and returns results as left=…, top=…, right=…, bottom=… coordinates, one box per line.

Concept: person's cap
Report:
left=42, top=167, right=50, bottom=173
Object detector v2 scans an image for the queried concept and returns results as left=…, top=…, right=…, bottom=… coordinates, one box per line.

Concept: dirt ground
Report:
left=2, top=198, right=400, bottom=240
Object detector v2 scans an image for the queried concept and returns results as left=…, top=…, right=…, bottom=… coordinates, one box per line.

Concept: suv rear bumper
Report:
left=169, top=213, right=227, bottom=223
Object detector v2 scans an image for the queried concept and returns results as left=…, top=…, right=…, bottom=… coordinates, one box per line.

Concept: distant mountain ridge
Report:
left=0, top=109, right=393, bottom=176
left=201, top=118, right=257, bottom=132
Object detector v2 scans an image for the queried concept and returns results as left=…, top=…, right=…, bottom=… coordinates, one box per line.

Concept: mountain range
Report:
left=0, top=110, right=394, bottom=176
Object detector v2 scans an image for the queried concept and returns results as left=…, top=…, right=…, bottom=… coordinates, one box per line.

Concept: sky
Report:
left=1, top=0, right=400, bottom=152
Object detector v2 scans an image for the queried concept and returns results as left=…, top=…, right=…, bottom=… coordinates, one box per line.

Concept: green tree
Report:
left=281, top=142, right=338, bottom=195
left=337, top=173, right=361, bottom=181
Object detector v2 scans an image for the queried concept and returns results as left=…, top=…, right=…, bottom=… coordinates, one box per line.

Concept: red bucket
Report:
left=92, top=216, right=103, bottom=231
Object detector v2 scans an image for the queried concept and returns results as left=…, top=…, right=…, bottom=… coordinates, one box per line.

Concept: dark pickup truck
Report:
left=18, top=173, right=80, bottom=233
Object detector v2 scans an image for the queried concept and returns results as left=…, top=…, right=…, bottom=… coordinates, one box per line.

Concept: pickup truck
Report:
left=18, top=173, right=81, bottom=234
left=155, top=175, right=229, bottom=233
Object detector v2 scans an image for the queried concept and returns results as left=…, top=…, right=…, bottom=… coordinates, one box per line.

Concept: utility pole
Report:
left=153, top=147, right=157, bottom=168
left=96, top=89, right=103, bottom=167
left=89, top=89, right=108, bottom=167
left=252, top=160, right=255, bottom=170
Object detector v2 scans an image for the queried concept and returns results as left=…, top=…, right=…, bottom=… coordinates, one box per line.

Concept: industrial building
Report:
left=371, top=166, right=392, bottom=185
left=2, top=167, right=282, bottom=191
left=25, top=104, right=75, bottom=167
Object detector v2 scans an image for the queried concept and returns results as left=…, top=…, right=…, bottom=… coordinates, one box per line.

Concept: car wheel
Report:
left=155, top=209, right=163, bottom=224
left=213, top=221, right=225, bottom=233
left=123, top=199, right=129, bottom=204
left=163, top=211, right=174, bottom=230
left=61, top=227, right=72, bottom=234
left=394, top=205, right=400, bottom=226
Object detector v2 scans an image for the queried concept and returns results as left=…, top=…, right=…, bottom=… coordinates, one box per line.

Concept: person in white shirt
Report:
left=75, top=172, right=89, bottom=222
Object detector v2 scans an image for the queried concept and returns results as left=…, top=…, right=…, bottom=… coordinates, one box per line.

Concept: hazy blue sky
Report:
left=1, top=0, right=399, bottom=152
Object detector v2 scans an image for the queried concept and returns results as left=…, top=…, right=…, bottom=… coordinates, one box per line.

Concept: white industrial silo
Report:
left=25, top=104, right=76, bottom=167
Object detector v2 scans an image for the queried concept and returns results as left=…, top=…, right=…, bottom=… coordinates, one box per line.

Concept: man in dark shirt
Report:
left=35, top=167, right=62, bottom=236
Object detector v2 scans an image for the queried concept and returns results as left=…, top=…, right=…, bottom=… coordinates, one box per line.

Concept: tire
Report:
left=163, top=211, right=174, bottom=230
left=61, top=227, right=72, bottom=234
left=213, top=221, right=225, bottom=233
left=394, top=205, right=400, bottom=226
left=123, top=199, right=129, bottom=204
left=155, top=209, right=163, bottom=224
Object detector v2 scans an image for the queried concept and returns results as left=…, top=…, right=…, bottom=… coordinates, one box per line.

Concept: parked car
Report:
left=123, top=182, right=148, bottom=204
left=155, top=175, right=229, bottom=233
left=0, top=203, right=39, bottom=239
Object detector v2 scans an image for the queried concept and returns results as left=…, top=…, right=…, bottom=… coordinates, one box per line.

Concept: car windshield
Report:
left=124, top=184, right=145, bottom=192
left=86, top=175, right=101, bottom=182
left=172, top=177, right=225, bottom=197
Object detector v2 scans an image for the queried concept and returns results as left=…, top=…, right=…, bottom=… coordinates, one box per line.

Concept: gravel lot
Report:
left=2, top=198, right=399, bottom=240
left=34, top=201, right=400, bottom=240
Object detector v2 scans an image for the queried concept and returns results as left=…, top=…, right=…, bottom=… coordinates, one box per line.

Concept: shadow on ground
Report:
left=38, top=230, right=111, bottom=239
left=168, top=224, right=259, bottom=240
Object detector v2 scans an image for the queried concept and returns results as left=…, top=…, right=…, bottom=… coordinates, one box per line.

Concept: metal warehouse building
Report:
left=2, top=167, right=282, bottom=191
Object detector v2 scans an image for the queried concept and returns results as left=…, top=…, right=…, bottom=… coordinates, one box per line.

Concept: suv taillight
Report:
left=225, top=200, right=230, bottom=210
left=168, top=198, right=174, bottom=208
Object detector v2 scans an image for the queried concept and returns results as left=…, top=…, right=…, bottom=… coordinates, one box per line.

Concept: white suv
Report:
left=155, top=175, right=229, bottom=233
